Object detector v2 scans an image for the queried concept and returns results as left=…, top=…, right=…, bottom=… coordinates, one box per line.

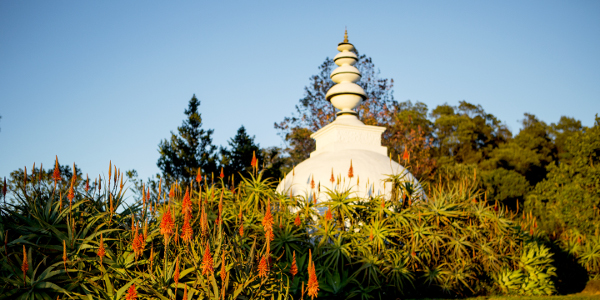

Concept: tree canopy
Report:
left=157, top=95, right=218, bottom=185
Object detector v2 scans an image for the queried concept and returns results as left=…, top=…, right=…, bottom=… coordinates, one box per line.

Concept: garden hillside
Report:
left=0, top=154, right=599, bottom=299
left=1, top=54, right=599, bottom=298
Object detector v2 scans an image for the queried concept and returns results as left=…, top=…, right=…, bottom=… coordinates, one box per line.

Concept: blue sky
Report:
left=1, top=1, right=599, bottom=186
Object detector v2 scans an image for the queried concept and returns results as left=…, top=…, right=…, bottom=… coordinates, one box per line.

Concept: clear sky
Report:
left=1, top=1, right=599, bottom=187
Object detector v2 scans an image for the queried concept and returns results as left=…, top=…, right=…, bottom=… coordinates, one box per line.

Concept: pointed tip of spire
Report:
left=343, top=27, right=348, bottom=43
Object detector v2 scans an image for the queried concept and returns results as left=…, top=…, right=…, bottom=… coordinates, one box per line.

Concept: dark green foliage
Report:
left=220, top=125, right=262, bottom=181
left=526, top=115, right=600, bottom=237
left=157, top=94, right=218, bottom=185
left=431, top=101, right=510, bottom=165
left=0, top=160, right=563, bottom=299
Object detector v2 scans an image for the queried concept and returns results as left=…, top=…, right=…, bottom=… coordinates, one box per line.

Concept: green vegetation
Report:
left=1, top=54, right=599, bottom=298
left=0, top=158, right=577, bottom=299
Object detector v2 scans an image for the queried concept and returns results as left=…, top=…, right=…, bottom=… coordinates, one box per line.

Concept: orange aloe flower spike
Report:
left=125, top=284, right=137, bottom=300
left=290, top=251, right=298, bottom=278
left=182, top=187, right=192, bottom=217
left=402, top=147, right=410, bottom=163
left=181, top=216, right=193, bottom=243
left=348, top=160, right=353, bottom=178
left=307, top=249, right=319, bottom=299
left=173, top=256, right=180, bottom=285
left=22, top=245, right=28, bottom=284
left=251, top=151, right=257, bottom=168
left=201, top=243, right=214, bottom=275
left=160, top=207, right=175, bottom=242
left=196, top=168, right=202, bottom=183
left=62, top=240, right=68, bottom=272
left=330, top=168, right=334, bottom=184
left=294, top=212, right=301, bottom=227
left=220, top=250, right=227, bottom=281
left=219, top=167, right=224, bottom=179
left=98, top=234, right=106, bottom=264
left=52, top=156, right=61, bottom=189
left=258, top=255, right=268, bottom=278
left=325, top=206, right=332, bottom=222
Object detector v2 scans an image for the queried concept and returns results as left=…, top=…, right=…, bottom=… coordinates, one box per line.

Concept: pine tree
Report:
left=157, top=95, right=217, bottom=185
left=220, top=125, right=262, bottom=180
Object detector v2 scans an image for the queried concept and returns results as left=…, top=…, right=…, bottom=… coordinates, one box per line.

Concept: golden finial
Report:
left=343, top=27, right=348, bottom=43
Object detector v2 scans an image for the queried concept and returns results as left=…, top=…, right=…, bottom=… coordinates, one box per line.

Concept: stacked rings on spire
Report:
left=325, top=31, right=367, bottom=116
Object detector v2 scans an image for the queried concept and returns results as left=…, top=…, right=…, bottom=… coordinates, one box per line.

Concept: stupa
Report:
left=276, top=31, right=424, bottom=202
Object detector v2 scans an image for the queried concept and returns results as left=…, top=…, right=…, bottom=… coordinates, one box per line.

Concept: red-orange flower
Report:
left=258, top=255, right=268, bottom=278
left=402, top=147, right=410, bottom=163
left=239, top=222, right=244, bottom=237
left=169, top=186, right=175, bottom=200
left=330, top=168, right=334, bottom=184
left=67, top=179, right=75, bottom=205
left=369, top=229, right=374, bottom=241
left=98, top=234, right=106, bottom=264
left=310, top=176, right=315, bottom=189
left=182, top=187, right=192, bottom=218
left=307, top=250, right=319, bottom=299
left=219, top=167, right=224, bottom=179
left=262, top=200, right=274, bottom=241
left=251, top=151, right=258, bottom=168
left=325, top=206, right=332, bottom=222
left=52, top=156, right=61, bottom=184
left=132, top=233, right=144, bottom=258
left=348, top=160, right=354, bottom=178
left=174, top=256, right=180, bottom=284
left=22, top=245, right=28, bottom=283
left=290, top=251, right=298, bottom=278
left=202, top=243, right=214, bottom=275
left=85, top=174, right=89, bottom=192
left=220, top=250, right=227, bottom=281
left=294, top=212, right=301, bottom=227
left=183, top=285, right=188, bottom=300
left=160, top=207, right=175, bottom=242
left=200, top=204, right=208, bottom=236
left=125, top=284, right=137, bottom=300
left=181, top=216, right=193, bottom=243
left=62, top=240, right=67, bottom=271
left=262, top=200, right=274, bottom=232
left=196, top=168, right=202, bottom=183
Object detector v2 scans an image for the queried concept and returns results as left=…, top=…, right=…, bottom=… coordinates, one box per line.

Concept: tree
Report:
left=220, top=126, right=285, bottom=182
left=431, top=101, right=511, bottom=165
left=550, top=116, right=583, bottom=160
left=526, top=115, right=600, bottom=236
left=385, top=101, right=436, bottom=180
left=220, top=126, right=263, bottom=181
left=479, top=113, right=559, bottom=207
left=157, top=95, right=218, bottom=186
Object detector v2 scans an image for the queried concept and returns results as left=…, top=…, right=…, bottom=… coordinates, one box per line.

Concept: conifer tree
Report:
left=220, top=125, right=262, bottom=180
left=157, top=95, right=217, bottom=185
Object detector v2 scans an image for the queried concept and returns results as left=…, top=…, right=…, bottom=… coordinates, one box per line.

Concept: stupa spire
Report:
left=325, top=29, right=367, bottom=117
left=343, top=27, right=348, bottom=43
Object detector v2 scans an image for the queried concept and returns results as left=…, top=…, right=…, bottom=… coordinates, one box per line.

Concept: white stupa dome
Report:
left=276, top=30, right=424, bottom=202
